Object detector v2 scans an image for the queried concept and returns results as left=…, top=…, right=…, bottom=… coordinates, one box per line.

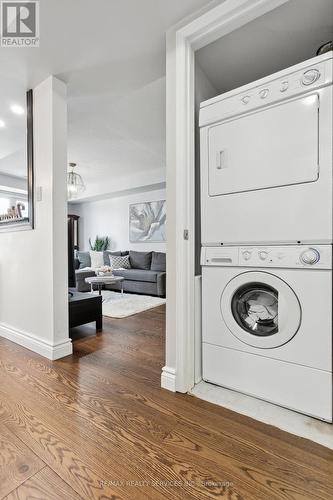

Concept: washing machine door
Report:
left=221, top=271, right=301, bottom=348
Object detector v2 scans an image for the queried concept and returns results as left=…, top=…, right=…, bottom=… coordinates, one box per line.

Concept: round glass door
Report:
left=221, top=271, right=301, bottom=349
left=231, top=283, right=278, bottom=337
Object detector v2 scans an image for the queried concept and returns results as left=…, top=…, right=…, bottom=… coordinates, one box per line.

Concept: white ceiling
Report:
left=0, top=0, right=213, bottom=199
left=196, top=0, right=333, bottom=94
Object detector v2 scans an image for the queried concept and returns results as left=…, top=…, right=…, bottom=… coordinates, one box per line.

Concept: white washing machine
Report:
left=201, top=245, right=332, bottom=422
left=200, top=52, right=333, bottom=246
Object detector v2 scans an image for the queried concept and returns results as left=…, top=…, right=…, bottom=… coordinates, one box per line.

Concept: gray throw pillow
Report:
left=111, top=255, right=131, bottom=270
left=151, top=251, right=166, bottom=272
left=77, top=251, right=91, bottom=269
left=129, top=251, right=152, bottom=270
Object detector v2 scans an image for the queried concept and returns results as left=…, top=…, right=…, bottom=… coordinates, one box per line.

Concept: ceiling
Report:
left=196, top=0, right=333, bottom=94
left=0, top=0, right=214, bottom=199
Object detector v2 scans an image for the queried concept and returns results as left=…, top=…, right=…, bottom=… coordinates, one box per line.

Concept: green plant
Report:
left=89, top=236, right=110, bottom=251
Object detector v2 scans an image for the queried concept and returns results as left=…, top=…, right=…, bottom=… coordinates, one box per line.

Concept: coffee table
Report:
left=85, top=275, right=125, bottom=296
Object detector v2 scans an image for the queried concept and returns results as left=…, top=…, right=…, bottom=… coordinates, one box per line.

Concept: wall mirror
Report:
left=0, top=82, right=34, bottom=232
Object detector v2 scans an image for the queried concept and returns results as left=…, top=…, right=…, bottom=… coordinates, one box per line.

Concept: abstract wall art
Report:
left=129, top=200, right=166, bottom=243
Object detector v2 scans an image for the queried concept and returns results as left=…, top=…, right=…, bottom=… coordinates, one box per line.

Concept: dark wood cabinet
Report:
left=68, top=214, right=80, bottom=251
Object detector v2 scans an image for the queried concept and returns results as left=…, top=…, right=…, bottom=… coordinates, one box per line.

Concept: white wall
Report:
left=70, top=186, right=166, bottom=253
left=0, top=76, right=72, bottom=360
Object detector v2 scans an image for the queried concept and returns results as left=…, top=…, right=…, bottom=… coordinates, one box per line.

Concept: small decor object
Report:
left=97, top=265, right=113, bottom=276
left=0, top=202, right=26, bottom=224
left=67, top=162, right=85, bottom=200
left=89, top=235, right=110, bottom=251
left=110, top=254, right=131, bottom=270
left=129, top=200, right=166, bottom=243
left=316, top=41, right=333, bottom=56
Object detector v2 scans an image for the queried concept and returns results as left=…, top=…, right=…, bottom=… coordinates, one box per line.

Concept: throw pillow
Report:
left=77, top=251, right=91, bottom=269
left=90, top=251, right=105, bottom=269
left=151, top=251, right=166, bottom=272
left=104, top=251, right=121, bottom=266
left=129, top=251, right=152, bottom=270
left=110, top=255, right=131, bottom=270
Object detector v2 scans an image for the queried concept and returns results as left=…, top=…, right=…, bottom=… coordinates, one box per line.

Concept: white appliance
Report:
left=200, top=53, right=333, bottom=246
left=201, top=245, right=332, bottom=421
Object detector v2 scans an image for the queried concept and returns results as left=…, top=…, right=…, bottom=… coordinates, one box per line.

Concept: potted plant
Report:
left=89, top=236, right=110, bottom=251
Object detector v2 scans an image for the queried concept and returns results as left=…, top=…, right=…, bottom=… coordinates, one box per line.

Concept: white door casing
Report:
left=162, top=0, right=291, bottom=393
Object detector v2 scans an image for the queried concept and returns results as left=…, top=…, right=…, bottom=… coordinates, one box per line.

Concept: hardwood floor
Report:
left=0, top=305, right=332, bottom=499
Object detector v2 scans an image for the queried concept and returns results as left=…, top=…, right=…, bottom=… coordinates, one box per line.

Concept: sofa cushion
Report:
left=75, top=269, right=96, bottom=280
left=151, top=251, right=166, bottom=272
left=129, top=251, right=152, bottom=270
left=113, top=269, right=160, bottom=283
left=110, top=254, right=131, bottom=270
left=104, top=251, right=121, bottom=266
left=77, top=251, right=91, bottom=269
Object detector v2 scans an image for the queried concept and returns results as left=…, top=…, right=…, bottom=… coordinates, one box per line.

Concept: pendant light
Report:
left=67, top=162, right=85, bottom=200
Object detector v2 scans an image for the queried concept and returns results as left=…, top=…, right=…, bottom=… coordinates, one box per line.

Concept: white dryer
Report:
left=201, top=245, right=332, bottom=421
left=200, top=53, right=333, bottom=246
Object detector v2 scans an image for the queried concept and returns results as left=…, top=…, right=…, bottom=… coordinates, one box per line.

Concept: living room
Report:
left=68, top=187, right=167, bottom=320
left=66, top=54, right=167, bottom=324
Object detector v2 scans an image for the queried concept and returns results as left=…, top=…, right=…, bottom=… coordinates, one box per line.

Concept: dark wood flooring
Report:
left=0, top=305, right=332, bottom=499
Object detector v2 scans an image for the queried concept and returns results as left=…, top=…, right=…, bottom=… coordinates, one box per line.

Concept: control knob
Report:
left=301, top=69, right=320, bottom=86
left=280, top=81, right=289, bottom=92
left=258, top=251, right=268, bottom=261
left=259, top=88, right=269, bottom=99
left=300, top=248, right=320, bottom=265
left=242, top=251, right=251, bottom=261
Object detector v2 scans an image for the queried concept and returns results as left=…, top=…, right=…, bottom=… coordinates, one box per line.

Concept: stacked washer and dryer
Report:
left=199, top=52, right=333, bottom=421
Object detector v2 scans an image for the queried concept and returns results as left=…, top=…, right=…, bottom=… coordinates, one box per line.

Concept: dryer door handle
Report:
left=216, top=150, right=227, bottom=170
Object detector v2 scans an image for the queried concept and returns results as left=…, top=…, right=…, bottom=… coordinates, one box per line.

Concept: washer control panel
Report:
left=201, top=246, right=331, bottom=269
left=239, top=246, right=331, bottom=269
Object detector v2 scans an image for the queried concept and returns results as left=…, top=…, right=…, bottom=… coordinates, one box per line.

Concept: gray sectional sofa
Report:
left=74, top=250, right=166, bottom=297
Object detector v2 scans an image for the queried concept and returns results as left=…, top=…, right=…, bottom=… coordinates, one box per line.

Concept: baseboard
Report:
left=0, top=322, right=73, bottom=360
left=161, top=366, right=176, bottom=392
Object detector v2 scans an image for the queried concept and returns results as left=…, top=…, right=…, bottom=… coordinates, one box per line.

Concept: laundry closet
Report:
left=194, top=0, right=333, bottom=421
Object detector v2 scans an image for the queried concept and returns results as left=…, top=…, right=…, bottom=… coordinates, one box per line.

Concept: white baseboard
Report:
left=161, top=366, right=176, bottom=392
left=0, top=322, right=72, bottom=360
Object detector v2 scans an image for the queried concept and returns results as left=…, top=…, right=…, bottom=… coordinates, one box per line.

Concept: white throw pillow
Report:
left=89, top=251, right=104, bottom=269
left=110, top=255, right=131, bottom=270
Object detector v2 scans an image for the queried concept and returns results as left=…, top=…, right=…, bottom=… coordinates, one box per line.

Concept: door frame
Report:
left=162, top=0, right=290, bottom=393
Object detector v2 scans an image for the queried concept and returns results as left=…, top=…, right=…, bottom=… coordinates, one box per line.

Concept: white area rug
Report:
left=101, top=290, right=166, bottom=318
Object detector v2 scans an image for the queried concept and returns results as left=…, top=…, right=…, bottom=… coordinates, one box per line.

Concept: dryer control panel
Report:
left=201, top=245, right=332, bottom=269
left=200, top=53, right=332, bottom=127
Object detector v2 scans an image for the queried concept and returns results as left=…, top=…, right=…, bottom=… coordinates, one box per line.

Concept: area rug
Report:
left=101, top=290, right=166, bottom=318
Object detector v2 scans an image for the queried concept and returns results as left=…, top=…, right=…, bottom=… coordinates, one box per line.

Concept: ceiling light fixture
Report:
left=0, top=120, right=5, bottom=128
left=67, top=163, right=85, bottom=200
left=11, top=104, right=25, bottom=115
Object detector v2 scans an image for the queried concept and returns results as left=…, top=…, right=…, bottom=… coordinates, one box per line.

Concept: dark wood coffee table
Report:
left=69, top=291, right=103, bottom=332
